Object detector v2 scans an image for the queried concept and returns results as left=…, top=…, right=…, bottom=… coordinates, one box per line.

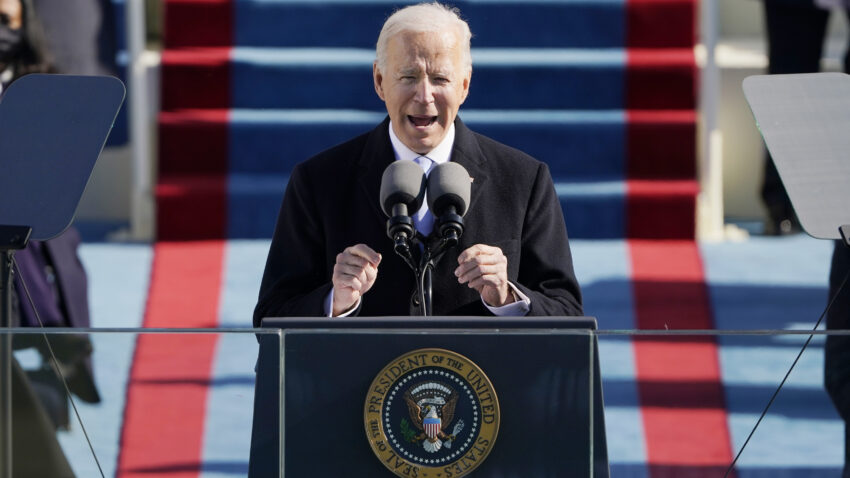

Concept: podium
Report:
left=249, top=317, right=609, bottom=477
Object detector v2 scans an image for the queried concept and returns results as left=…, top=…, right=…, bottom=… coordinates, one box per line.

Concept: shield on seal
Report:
left=423, top=415, right=441, bottom=440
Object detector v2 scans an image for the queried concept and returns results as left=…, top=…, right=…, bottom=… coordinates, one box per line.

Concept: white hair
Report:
left=375, top=2, right=472, bottom=72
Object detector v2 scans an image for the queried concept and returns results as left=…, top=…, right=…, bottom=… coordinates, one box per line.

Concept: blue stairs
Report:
left=157, top=0, right=697, bottom=241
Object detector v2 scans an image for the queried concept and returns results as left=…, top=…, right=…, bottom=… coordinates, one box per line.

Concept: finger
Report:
left=464, top=253, right=504, bottom=267
left=457, top=244, right=486, bottom=264
left=457, top=244, right=503, bottom=263
left=347, top=244, right=382, bottom=265
left=458, top=263, right=504, bottom=283
left=334, top=262, right=369, bottom=284
left=459, top=266, right=508, bottom=289
left=457, top=267, right=480, bottom=285
left=455, top=253, right=505, bottom=278
left=334, top=273, right=364, bottom=292
left=468, top=273, right=506, bottom=291
left=363, top=261, right=379, bottom=286
left=336, top=251, right=371, bottom=270
left=454, top=260, right=478, bottom=280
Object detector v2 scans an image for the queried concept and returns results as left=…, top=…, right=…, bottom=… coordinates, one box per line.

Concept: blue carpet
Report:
left=36, top=235, right=847, bottom=476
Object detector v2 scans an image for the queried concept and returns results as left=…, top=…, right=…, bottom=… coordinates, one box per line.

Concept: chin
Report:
left=399, top=134, right=433, bottom=152
left=406, top=141, right=431, bottom=154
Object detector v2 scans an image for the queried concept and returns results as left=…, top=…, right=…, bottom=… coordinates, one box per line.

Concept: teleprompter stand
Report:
left=0, top=227, right=30, bottom=478
left=742, top=72, right=850, bottom=474
left=0, top=74, right=125, bottom=478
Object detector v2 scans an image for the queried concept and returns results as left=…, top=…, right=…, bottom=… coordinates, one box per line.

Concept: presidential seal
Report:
left=364, top=348, right=499, bottom=478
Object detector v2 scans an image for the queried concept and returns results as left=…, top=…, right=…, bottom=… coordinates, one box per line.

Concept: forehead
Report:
left=0, top=0, right=20, bottom=13
left=386, top=30, right=462, bottom=68
left=0, top=0, right=21, bottom=23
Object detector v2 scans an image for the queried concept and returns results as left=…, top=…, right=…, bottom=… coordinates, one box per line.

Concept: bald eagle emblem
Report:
left=403, top=381, right=465, bottom=453
left=365, top=349, right=500, bottom=478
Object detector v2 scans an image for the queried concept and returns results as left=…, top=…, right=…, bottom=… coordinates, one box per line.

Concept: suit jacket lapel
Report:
left=450, top=116, right=489, bottom=215
left=357, top=116, right=395, bottom=224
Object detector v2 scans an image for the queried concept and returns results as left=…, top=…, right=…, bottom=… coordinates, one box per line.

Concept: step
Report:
left=158, top=109, right=696, bottom=180
left=155, top=175, right=696, bottom=240
left=160, top=47, right=696, bottom=111
left=156, top=175, right=228, bottom=240
left=163, top=0, right=696, bottom=49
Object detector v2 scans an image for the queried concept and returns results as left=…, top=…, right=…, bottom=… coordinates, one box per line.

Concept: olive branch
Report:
left=400, top=418, right=417, bottom=442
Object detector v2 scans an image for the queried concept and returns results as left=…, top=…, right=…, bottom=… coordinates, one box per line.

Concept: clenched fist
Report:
left=332, top=244, right=381, bottom=316
left=454, top=244, right=514, bottom=307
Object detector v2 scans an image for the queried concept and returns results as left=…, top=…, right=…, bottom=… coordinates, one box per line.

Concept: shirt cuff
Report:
left=482, top=282, right=530, bottom=316
left=325, top=287, right=360, bottom=317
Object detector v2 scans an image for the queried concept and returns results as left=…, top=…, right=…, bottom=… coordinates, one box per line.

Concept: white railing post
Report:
left=126, top=0, right=154, bottom=240
left=698, top=0, right=725, bottom=240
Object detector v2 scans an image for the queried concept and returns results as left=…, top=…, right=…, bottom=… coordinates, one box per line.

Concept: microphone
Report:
left=379, top=160, right=426, bottom=255
left=427, top=162, right=470, bottom=247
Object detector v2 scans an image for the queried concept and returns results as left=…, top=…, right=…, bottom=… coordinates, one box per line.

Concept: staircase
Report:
left=157, top=0, right=697, bottom=241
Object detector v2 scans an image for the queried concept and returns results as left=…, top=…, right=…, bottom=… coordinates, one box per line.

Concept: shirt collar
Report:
left=0, top=67, right=13, bottom=96
left=388, top=121, right=455, bottom=165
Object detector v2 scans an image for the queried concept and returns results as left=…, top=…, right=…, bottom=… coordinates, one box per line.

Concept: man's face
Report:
left=373, top=29, right=471, bottom=154
left=0, top=0, right=22, bottom=30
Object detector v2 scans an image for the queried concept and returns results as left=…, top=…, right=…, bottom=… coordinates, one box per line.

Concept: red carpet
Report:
left=116, top=242, right=226, bottom=477
left=630, top=241, right=736, bottom=476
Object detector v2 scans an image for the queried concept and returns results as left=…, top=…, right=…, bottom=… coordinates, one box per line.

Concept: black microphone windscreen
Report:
left=379, top=160, right=426, bottom=217
left=427, top=162, right=471, bottom=217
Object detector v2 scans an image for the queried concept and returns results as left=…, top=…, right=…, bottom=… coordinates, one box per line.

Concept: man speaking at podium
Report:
left=253, top=2, right=582, bottom=322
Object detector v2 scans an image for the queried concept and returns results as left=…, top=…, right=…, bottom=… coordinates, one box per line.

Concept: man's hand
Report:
left=332, top=244, right=381, bottom=316
left=455, top=244, right=514, bottom=307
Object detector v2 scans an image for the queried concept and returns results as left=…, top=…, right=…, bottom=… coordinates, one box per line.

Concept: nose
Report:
left=413, top=79, right=434, bottom=105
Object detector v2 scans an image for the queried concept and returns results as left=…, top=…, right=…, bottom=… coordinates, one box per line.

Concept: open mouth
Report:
left=408, top=115, right=437, bottom=128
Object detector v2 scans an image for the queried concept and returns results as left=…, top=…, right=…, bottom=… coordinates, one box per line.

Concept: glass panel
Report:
left=0, top=328, right=281, bottom=478
left=0, top=327, right=598, bottom=478
left=596, top=330, right=848, bottom=477
left=6, top=328, right=846, bottom=477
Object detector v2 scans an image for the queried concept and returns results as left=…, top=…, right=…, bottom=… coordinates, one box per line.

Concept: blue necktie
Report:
left=413, top=156, right=434, bottom=236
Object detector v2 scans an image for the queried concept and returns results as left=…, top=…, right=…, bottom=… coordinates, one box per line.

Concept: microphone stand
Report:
left=389, top=211, right=463, bottom=317
left=415, top=226, right=460, bottom=317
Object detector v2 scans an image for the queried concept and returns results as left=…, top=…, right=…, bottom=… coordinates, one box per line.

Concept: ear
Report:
left=373, top=62, right=386, bottom=101
left=459, top=68, right=472, bottom=104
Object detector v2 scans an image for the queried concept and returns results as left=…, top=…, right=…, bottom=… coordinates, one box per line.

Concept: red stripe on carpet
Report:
left=159, top=109, right=229, bottom=177
left=626, top=110, right=696, bottom=180
left=626, top=0, right=696, bottom=48
left=156, top=175, right=228, bottom=240
left=626, top=180, right=698, bottom=239
left=164, top=0, right=233, bottom=49
left=161, top=48, right=231, bottom=110
left=116, top=241, right=225, bottom=478
left=629, top=241, right=736, bottom=476
left=626, top=48, right=697, bottom=110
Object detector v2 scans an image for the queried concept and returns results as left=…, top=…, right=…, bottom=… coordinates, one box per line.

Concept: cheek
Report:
left=435, top=91, right=460, bottom=111
left=389, top=86, right=414, bottom=105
